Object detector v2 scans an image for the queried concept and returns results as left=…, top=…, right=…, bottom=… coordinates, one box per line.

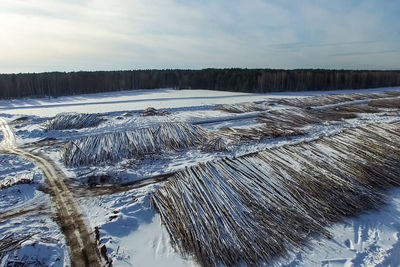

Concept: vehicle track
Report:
left=0, top=118, right=102, bottom=267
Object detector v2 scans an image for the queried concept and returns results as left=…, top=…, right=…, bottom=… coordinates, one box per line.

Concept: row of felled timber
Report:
left=152, top=123, right=400, bottom=266
left=61, top=100, right=399, bottom=167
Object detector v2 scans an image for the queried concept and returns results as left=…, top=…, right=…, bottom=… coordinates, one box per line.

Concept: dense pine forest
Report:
left=0, top=69, right=399, bottom=99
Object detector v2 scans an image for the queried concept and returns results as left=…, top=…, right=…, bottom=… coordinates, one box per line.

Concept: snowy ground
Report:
left=0, top=154, right=69, bottom=266
left=281, top=187, right=400, bottom=267
left=1, top=87, right=400, bottom=266
left=79, top=184, right=197, bottom=267
left=0, top=87, right=398, bottom=117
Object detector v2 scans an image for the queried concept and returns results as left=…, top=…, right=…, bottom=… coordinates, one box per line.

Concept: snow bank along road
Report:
left=0, top=117, right=102, bottom=266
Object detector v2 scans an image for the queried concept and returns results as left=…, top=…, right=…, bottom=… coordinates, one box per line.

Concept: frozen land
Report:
left=1, top=87, right=400, bottom=266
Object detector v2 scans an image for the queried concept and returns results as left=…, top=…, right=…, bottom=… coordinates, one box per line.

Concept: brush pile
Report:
left=0, top=173, right=33, bottom=190
left=324, top=104, right=379, bottom=114
left=209, top=109, right=322, bottom=141
left=256, top=105, right=379, bottom=131
left=278, top=92, right=391, bottom=108
left=313, top=109, right=358, bottom=121
left=140, top=107, right=170, bottom=116
left=369, top=97, right=400, bottom=109
left=153, top=123, right=400, bottom=266
left=257, top=109, right=321, bottom=127
left=202, top=137, right=228, bottom=152
left=0, top=233, right=36, bottom=259
left=216, top=102, right=269, bottom=113
left=215, top=124, right=304, bottom=141
left=44, top=113, right=104, bottom=130
left=61, top=122, right=208, bottom=167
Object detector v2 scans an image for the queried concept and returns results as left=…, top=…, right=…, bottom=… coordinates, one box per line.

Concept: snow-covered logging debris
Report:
left=61, top=122, right=208, bottom=167
left=369, top=97, right=400, bottom=108
left=278, top=92, right=392, bottom=108
left=153, top=123, right=400, bottom=266
left=12, top=116, right=29, bottom=122
left=62, top=105, right=374, bottom=168
left=216, top=102, right=269, bottom=113
left=311, top=103, right=390, bottom=121
left=140, top=107, right=170, bottom=116
left=215, top=124, right=304, bottom=141
left=0, top=173, right=33, bottom=190
left=0, top=153, right=69, bottom=266
left=202, top=137, right=228, bottom=152
left=43, top=113, right=104, bottom=130
left=256, top=105, right=380, bottom=132
left=0, top=216, right=69, bottom=267
left=0, top=233, right=36, bottom=256
left=257, top=109, right=321, bottom=128
left=0, top=154, right=44, bottom=211
left=322, top=104, right=379, bottom=113
left=313, top=109, right=358, bottom=121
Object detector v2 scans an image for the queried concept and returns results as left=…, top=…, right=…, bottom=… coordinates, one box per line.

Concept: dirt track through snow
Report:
left=0, top=117, right=102, bottom=267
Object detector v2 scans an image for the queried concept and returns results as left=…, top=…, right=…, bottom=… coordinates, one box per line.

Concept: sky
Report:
left=0, top=0, right=399, bottom=73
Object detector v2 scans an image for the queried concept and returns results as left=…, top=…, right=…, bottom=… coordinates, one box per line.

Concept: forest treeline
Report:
left=0, top=69, right=399, bottom=99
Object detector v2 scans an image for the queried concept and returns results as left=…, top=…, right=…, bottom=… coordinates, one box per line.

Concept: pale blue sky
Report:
left=0, top=0, right=399, bottom=73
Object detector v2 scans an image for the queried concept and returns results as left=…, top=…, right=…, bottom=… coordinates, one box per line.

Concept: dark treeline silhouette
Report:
left=0, top=69, right=399, bottom=99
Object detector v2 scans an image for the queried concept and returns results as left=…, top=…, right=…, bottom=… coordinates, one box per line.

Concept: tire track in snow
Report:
left=0, top=117, right=102, bottom=267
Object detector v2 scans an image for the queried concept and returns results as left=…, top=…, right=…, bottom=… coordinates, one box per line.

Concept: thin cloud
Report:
left=271, top=40, right=381, bottom=49
left=0, top=0, right=399, bottom=73
left=332, top=50, right=400, bottom=57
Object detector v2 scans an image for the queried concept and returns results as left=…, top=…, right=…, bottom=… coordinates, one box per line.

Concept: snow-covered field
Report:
left=0, top=87, right=398, bottom=117
left=1, top=87, right=400, bottom=266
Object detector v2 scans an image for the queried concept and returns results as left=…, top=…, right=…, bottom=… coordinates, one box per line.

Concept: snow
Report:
left=117, top=214, right=196, bottom=267
left=0, top=154, right=69, bottom=266
left=280, top=188, right=400, bottom=266
left=0, top=215, right=69, bottom=267
left=1, top=87, right=399, bottom=117
left=1, top=87, right=400, bottom=266
left=78, top=185, right=196, bottom=267
left=0, top=154, right=44, bottom=211
left=0, top=89, right=270, bottom=117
